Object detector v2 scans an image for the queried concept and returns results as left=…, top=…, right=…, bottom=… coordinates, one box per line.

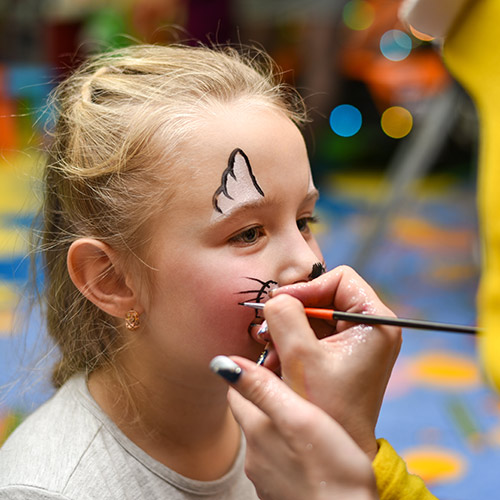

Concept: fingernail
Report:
left=257, top=320, right=268, bottom=337
left=209, top=355, right=242, bottom=383
left=257, top=342, right=270, bottom=366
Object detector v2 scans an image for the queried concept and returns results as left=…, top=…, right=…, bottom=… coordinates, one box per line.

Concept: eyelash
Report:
left=297, top=215, right=319, bottom=234
left=229, top=215, right=320, bottom=245
left=229, top=226, right=265, bottom=245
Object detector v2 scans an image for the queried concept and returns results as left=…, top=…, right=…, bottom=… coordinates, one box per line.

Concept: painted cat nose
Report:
left=308, top=262, right=326, bottom=280
left=288, top=261, right=325, bottom=284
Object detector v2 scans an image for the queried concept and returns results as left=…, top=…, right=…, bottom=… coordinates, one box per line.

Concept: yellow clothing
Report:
left=373, top=439, right=438, bottom=500
left=442, top=0, right=500, bottom=390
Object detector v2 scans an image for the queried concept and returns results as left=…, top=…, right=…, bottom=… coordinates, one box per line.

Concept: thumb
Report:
left=210, top=355, right=310, bottom=428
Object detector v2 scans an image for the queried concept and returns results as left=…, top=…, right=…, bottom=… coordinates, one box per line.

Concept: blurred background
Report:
left=0, top=0, right=496, bottom=498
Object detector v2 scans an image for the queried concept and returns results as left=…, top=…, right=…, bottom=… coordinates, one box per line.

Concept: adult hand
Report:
left=262, top=265, right=402, bottom=459
left=211, top=355, right=379, bottom=500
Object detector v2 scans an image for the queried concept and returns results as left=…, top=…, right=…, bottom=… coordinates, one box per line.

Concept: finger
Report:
left=210, top=355, right=316, bottom=428
left=263, top=295, right=325, bottom=396
left=264, top=293, right=334, bottom=344
left=209, top=356, right=268, bottom=431
left=224, top=357, right=368, bottom=458
left=328, top=266, right=395, bottom=317
left=263, top=294, right=319, bottom=353
left=227, top=386, right=267, bottom=430
left=273, top=265, right=394, bottom=317
left=271, top=266, right=343, bottom=307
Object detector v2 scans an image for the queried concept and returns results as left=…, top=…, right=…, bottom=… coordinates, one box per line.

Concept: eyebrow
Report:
left=208, top=188, right=320, bottom=228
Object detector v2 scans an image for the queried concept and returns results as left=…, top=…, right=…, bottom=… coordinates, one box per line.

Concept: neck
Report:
left=88, top=363, right=241, bottom=481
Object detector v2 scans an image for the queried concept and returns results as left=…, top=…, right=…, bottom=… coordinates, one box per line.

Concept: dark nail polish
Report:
left=210, top=355, right=242, bottom=383
left=256, top=347, right=269, bottom=366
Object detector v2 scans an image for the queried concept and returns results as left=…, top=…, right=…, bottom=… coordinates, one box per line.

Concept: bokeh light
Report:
left=380, top=29, right=412, bottom=61
left=329, top=104, right=362, bottom=137
left=409, top=25, right=435, bottom=42
left=342, top=0, right=375, bottom=31
left=381, top=106, right=413, bottom=138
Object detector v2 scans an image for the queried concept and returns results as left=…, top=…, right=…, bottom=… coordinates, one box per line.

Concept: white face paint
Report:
left=212, top=148, right=264, bottom=220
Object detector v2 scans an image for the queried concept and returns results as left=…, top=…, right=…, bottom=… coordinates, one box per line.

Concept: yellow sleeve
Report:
left=442, top=0, right=500, bottom=391
left=372, top=439, right=438, bottom=500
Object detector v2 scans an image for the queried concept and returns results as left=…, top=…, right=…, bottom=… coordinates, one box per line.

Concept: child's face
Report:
left=143, top=102, right=323, bottom=371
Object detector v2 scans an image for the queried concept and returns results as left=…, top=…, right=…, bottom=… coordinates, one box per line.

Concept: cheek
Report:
left=200, top=274, right=246, bottom=324
left=162, top=259, right=261, bottom=348
left=198, top=270, right=261, bottom=330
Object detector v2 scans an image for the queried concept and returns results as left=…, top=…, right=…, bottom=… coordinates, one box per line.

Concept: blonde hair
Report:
left=38, top=43, right=308, bottom=388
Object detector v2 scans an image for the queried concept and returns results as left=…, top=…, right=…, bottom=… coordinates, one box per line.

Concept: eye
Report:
left=229, top=226, right=265, bottom=245
left=297, top=215, right=319, bottom=234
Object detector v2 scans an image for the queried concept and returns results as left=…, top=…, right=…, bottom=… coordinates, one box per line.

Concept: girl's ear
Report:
left=67, top=238, right=141, bottom=318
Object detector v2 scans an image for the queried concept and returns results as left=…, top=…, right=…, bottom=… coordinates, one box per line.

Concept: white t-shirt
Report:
left=0, top=375, right=257, bottom=499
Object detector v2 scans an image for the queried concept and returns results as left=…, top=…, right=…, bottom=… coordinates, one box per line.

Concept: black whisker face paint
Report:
left=309, top=262, right=326, bottom=280
left=237, top=277, right=278, bottom=318
left=237, top=278, right=278, bottom=303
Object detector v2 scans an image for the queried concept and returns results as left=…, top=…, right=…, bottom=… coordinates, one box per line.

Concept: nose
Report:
left=274, top=227, right=324, bottom=286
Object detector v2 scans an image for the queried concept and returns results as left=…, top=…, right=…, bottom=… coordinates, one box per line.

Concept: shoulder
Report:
left=0, top=375, right=104, bottom=494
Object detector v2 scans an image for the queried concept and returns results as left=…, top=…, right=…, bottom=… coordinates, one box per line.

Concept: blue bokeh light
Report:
left=329, top=104, right=362, bottom=137
left=380, top=29, right=412, bottom=61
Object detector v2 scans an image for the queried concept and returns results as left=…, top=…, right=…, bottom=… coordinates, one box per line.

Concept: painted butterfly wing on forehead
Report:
left=212, top=148, right=265, bottom=215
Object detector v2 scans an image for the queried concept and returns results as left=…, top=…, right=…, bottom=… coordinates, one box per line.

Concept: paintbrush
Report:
left=241, top=302, right=478, bottom=335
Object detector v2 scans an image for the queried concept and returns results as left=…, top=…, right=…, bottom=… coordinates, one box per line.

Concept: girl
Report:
left=0, top=44, right=429, bottom=499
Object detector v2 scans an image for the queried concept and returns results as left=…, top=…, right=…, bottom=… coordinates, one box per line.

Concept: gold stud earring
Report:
left=125, top=310, right=140, bottom=331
